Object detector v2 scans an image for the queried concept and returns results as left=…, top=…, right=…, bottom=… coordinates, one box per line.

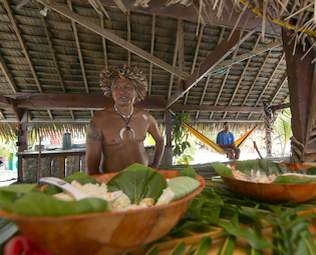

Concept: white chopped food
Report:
left=53, top=192, right=73, bottom=201
left=53, top=181, right=118, bottom=202
left=110, top=193, right=131, bottom=211
left=139, top=198, right=155, bottom=207
left=156, top=187, right=175, bottom=205
left=232, top=169, right=276, bottom=183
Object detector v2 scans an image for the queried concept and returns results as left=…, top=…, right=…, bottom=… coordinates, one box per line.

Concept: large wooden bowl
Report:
left=222, top=176, right=316, bottom=203
left=0, top=170, right=204, bottom=255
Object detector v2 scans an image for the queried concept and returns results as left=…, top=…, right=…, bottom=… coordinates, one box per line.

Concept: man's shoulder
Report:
left=90, top=108, right=113, bottom=125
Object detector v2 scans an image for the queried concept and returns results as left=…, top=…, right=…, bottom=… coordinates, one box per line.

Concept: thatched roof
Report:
left=0, top=0, right=289, bottom=126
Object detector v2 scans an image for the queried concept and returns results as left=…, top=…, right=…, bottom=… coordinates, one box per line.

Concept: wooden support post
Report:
left=282, top=28, right=316, bottom=162
left=17, top=110, right=28, bottom=182
left=163, top=111, right=173, bottom=166
left=263, top=103, right=273, bottom=157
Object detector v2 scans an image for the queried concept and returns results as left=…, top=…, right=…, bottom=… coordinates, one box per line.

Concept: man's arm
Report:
left=85, top=121, right=103, bottom=174
left=147, top=114, right=165, bottom=168
left=216, top=132, right=221, bottom=145
left=230, top=132, right=235, bottom=145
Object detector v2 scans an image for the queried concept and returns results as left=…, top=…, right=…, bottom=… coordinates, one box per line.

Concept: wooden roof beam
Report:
left=100, top=16, right=108, bottom=69
left=36, top=0, right=187, bottom=80
left=148, top=14, right=156, bottom=95
left=269, top=73, right=287, bottom=104
left=15, top=93, right=166, bottom=110
left=183, top=24, right=205, bottom=105
left=67, top=0, right=89, bottom=94
left=235, top=50, right=271, bottom=119
left=0, top=109, right=5, bottom=120
left=195, top=76, right=210, bottom=119
left=248, top=53, right=285, bottom=119
left=166, top=29, right=255, bottom=108
left=0, top=52, right=17, bottom=93
left=209, top=49, right=239, bottom=120
left=3, top=0, right=43, bottom=93
left=167, top=20, right=181, bottom=99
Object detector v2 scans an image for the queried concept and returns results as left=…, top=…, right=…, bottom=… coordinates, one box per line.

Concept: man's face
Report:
left=111, top=78, right=137, bottom=106
left=224, top=124, right=229, bottom=132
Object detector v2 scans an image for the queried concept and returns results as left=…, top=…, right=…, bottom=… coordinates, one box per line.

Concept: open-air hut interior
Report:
left=1, top=1, right=316, bottom=254
left=0, top=0, right=315, bottom=180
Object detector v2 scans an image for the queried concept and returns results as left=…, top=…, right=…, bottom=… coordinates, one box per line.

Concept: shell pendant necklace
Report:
left=114, top=105, right=136, bottom=140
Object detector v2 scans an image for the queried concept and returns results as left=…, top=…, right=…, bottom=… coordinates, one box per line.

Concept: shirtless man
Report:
left=86, top=65, right=165, bottom=173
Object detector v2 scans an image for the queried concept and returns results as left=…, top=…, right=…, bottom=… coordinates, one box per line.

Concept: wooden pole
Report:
left=163, top=111, right=173, bottom=166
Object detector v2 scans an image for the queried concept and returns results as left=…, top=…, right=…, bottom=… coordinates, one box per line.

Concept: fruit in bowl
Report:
left=0, top=164, right=205, bottom=255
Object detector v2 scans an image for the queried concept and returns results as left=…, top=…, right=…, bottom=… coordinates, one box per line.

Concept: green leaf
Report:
left=0, top=184, right=36, bottom=194
left=10, top=192, right=109, bottom=216
left=211, top=163, right=233, bottom=177
left=171, top=241, right=186, bottom=255
left=181, top=165, right=197, bottom=178
left=107, top=163, right=167, bottom=204
left=218, top=220, right=271, bottom=250
left=217, top=237, right=235, bottom=255
left=193, top=236, right=212, bottom=255
left=273, top=174, right=316, bottom=184
left=144, top=246, right=159, bottom=255
left=168, top=176, right=200, bottom=200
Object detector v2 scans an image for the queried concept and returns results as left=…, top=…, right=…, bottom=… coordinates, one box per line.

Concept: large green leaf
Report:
left=107, top=163, right=167, bottom=204
left=10, top=192, right=109, bottom=216
left=168, top=176, right=200, bottom=200
left=181, top=165, right=197, bottom=178
left=210, top=163, right=233, bottom=177
left=273, top=174, right=316, bottom=184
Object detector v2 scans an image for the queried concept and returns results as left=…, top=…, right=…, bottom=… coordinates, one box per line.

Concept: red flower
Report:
left=4, top=235, right=52, bottom=255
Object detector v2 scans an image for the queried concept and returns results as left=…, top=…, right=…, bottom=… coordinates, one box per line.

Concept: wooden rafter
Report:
left=306, top=64, right=316, bottom=143
left=235, top=50, right=271, bottom=119
left=269, top=73, right=287, bottom=104
left=0, top=109, right=5, bottom=119
left=0, top=52, right=17, bottom=93
left=183, top=24, right=205, bottom=105
left=166, top=29, right=255, bottom=108
left=67, top=0, right=89, bottom=94
left=248, top=54, right=285, bottom=119
left=195, top=75, right=211, bottom=119
left=176, top=19, right=184, bottom=93
left=112, top=0, right=127, bottom=14
left=39, top=12, right=75, bottom=120
left=209, top=49, right=239, bottom=120
left=213, top=41, right=281, bottom=76
left=222, top=36, right=261, bottom=119
left=148, top=14, right=156, bottom=95
left=3, top=0, right=43, bottom=93
left=36, top=0, right=187, bottom=80
left=127, top=11, right=131, bottom=65
left=100, top=16, right=108, bottom=69
left=167, top=19, right=181, bottom=99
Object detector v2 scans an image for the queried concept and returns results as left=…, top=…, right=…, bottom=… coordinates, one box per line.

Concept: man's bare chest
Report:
left=99, top=114, right=149, bottom=145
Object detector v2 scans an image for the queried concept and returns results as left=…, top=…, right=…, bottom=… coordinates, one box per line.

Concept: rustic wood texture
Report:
left=22, top=158, right=37, bottom=183
left=65, top=155, right=80, bottom=176
left=0, top=1, right=287, bottom=124
left=50, top=156, right=66, bottom=178
left=0, top=171, right=205, bottom=255
left=283, top=28, right=316, bottom=161
left=221, top=177, right=316, bottom=203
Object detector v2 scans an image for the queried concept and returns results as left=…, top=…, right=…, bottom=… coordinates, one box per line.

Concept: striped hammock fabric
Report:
left=183, top=123, right=257, bottom=154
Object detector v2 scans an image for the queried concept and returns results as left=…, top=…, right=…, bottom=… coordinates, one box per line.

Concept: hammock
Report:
left=183, top=123, right=257, bottom=154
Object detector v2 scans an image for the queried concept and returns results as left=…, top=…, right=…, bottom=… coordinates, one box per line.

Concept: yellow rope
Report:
left=239, top=0, right=316, bottom=37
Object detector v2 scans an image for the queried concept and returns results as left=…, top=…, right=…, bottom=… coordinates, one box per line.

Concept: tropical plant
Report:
left=273, top=109, right=292, bottom=157
left=172, top=113, right=191, bottom=158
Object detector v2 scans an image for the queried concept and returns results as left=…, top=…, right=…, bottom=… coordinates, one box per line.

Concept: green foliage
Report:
left=180, top=165, right=197, bottom=178
left=168, top=176, right=200, bottom=200
left=172, top=113, right=191, bottom=157
left=107, top=163, right=167, bottom=204
left=273, top=109, right=292, bottom=156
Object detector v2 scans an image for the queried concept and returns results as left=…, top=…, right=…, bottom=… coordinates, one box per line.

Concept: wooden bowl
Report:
left=0, top=170, right=205, bottom=255
left=222, top=174, right=316, bottom=203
